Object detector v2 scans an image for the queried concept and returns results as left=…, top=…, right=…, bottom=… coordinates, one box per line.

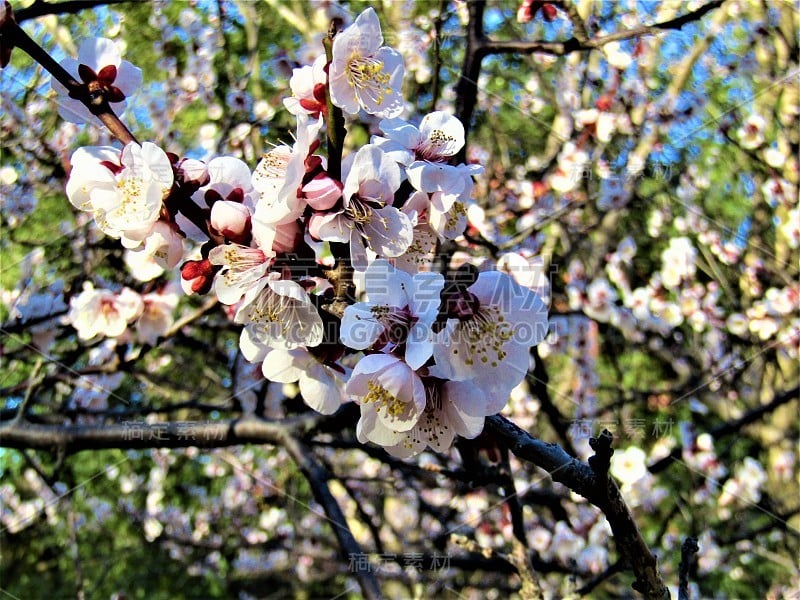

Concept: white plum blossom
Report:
left=380, top=378, right=487, bottom=458
left=252, top=114, right=323, bottom=226
left=208, top=243, right=275, bottom=305
left=661, top=237, right=697, bottom=290
left=136, top=287, right=179, bottom=345
left=329, top=8, right=405, bottom=118
left=236, top=274, right=323, bottom=350
left=138, top=221, right=184, bottom=269
left=603, top=41, right=632, bottom=70
left=314, top=145, right=412, bottom=266
left=68, top=282, right=144, bottom=340
left=51, top=37, right=143, bottom=124
left=283, top=55, right=327, bottom=117
left=373, top=111, right=465, bottom=166
left=575, top=108, right=616, bottom=143
left=736, top=114, right=766, bottom=150
left=432, top=270, right=549, bottom=408
left=66, top=142, right=173, bottom=243
left=610, top=446, right=648, bottom=486
left=241, top=344, right=346, bottom=415
left=348, top=354, right=426, bottom=439
left=340, top=259, right=443, bottom=369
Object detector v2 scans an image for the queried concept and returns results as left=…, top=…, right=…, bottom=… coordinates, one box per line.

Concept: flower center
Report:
left=364, top=379, right=405, bottom=417
left=371, top=304, right=417, bottom=347
left=455, top=305, right=512, bottom=368
left=345, top=196, right=376, bottom=225
left=347, top=56, right=391, bottom=105
left=416, top=129, right=456, bottom=161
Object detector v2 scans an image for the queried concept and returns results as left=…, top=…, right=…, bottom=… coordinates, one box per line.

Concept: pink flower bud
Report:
left=303, top=173, right=342, bottom=211
left=176, top=158, right=209, bottom=189
left=181, top=259, right=215, bottom=294
left=210, top=200, right=251, bottom=243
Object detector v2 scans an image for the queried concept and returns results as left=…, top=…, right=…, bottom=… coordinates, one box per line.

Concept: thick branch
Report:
left=486, top=415, right=669, bottom=600
left=453, top=0, right=487, bottom=164
left=678, top=537, right=699, bottom=600
left=0, top=414, right=329, bottom=453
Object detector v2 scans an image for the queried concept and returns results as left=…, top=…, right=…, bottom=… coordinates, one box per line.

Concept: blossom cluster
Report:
left=61, top=8, right=549, bottom=458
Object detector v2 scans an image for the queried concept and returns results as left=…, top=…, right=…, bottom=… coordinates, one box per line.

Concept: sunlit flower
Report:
left=432, top=270, right=549, bottom=408
left=373, top=111, right=465, bottom=166
left=661, top=236, right=696, bottom=289
left=241, top=343, right=347, bottom=415
left=340, top=259, right=443, bottom=368
left=313, top=144, right=412, bottom=265
left=136, top=287, right=179, bottom=345
left=329, top=7, right=405, bottom=118
left=379, top=378, right=486, bottom=458
left=236, top=273, right=323, bottom=350
left=66, top=142, right=173, bottom=242
left=252, top=114, right=323, bottom=225
left=610, top=446, right=648, bottom=486
left=208, top=243, right=275, bottom=305
left=283, top=55, right=328, bottom=117
left=348, top=354, right=426, bottom=436
left=736, top=114, right=766, bottom=150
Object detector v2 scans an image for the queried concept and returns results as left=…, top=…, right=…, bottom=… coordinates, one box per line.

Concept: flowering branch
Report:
left=1, top=16, right=137, bottom=144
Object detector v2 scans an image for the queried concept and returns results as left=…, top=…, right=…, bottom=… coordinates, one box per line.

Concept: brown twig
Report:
left=678, top=537, right=699, bottom=600
left=14, top=0, right=133, bottom=22
left=280, top=433, right=384, bottom=600
left=3, top=18, right=137, bottom=144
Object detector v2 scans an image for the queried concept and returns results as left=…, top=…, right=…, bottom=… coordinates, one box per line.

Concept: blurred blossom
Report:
left=68, top=282, right=143, bottom=341
left=610, top=446, right=648, bottom=486
left=736, top=114, right=766, bottom=149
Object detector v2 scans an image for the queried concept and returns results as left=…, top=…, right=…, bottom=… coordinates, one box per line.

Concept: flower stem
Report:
left=323, top=23, right=346, bottom=181
left=321, top=22, right=354, bottom=316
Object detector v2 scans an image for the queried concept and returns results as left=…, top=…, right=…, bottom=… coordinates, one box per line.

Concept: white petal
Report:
left=341, top=303, right=384, bottom=350
left=261, top=347, right=306, bottom=383
left=362, top=206, right=413, bottom=257
left=78, top=37, right=121, bottom=70
left=299, top=364, right=344, bottom=415
left=115, top=61, right=143, bottom=96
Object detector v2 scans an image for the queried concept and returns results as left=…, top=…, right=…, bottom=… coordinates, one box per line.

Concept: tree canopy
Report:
left=1, top=1, right=798, bottom=598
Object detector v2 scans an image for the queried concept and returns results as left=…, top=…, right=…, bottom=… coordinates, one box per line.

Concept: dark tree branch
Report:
left=486, top=415, right=669, bottom=600
left=280, top=433, right=384, bottom=600
left=14, top=0, right=134, bottom=23
left=529, top=346, right=577, bottom=456
left=453, top=0, right=487, bottom=165
left=482, top=0, right=726, bottom=56
left=0, top=413, right=328, bottom=452
left=2, top=17, right=137, bottom=144
left=678, top=537, right=699, bottom=600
